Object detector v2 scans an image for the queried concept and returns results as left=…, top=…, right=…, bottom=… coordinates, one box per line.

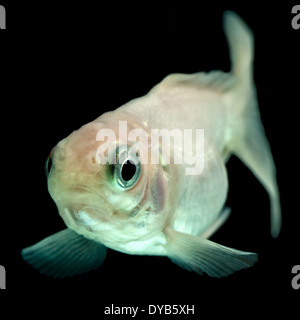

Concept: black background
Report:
left=0, top=1, right=299, bottom=317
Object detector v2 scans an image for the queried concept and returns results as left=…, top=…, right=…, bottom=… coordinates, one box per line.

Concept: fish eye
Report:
left=120, top=160, right=137, bottom=182
left=110, top=147, right=141, bottom=189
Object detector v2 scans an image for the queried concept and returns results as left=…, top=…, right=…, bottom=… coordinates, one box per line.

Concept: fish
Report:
left=22, top=11, right=281, bottom=278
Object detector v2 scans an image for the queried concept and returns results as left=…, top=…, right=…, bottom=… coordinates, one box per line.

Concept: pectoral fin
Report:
left=21, top=229, right=107, bottom=278
left=165, top=228, right=257, bottom=277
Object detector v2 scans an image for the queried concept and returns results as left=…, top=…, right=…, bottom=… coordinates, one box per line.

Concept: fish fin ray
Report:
left=223, top=11, right=281, bottom=237
left=21, top=229, right=107, bottom=278
left=232, top=124, right=281, bottom=238
left=165, top=228, right=257, bottom=278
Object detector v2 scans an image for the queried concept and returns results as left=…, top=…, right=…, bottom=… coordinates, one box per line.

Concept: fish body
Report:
left=22, top=11, right=281, bottom=278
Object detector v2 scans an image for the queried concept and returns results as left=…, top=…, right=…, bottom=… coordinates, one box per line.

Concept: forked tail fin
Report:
left=223, top=11, right=281, bottom=237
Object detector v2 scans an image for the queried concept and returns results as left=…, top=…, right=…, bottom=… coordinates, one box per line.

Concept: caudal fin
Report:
left=223, top=11, right=254, bottom=79
left=223, top=11, right=281, bottom=237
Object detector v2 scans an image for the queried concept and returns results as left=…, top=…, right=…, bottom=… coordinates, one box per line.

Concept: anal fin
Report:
left=232, top=95, right=281, bottom=238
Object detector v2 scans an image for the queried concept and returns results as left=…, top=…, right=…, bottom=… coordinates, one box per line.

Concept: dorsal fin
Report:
left=151, top=71, right=236, bottom=94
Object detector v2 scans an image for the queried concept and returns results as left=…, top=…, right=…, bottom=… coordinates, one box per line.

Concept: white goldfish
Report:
left=22, top=11, right=281, bottom=278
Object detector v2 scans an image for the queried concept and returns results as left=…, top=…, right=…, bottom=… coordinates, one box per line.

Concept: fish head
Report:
left=46, top=112, right=172, bottom=252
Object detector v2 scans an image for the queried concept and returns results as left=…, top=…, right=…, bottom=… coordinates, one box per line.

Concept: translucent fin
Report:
left=21, top=229, right=107, bottom=278
left=151, top=70, right=235, bottom=94
left=223, top=11, right=281, bottom=237
left=233, top=111, right=282, bottom=238
left=150, top=12, right=250, bottom=95
left=200, top=207, right=231, bottom=239
left=223, top=10, right=254, bottom=79
left=165, top=228, right=257, bottom=278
